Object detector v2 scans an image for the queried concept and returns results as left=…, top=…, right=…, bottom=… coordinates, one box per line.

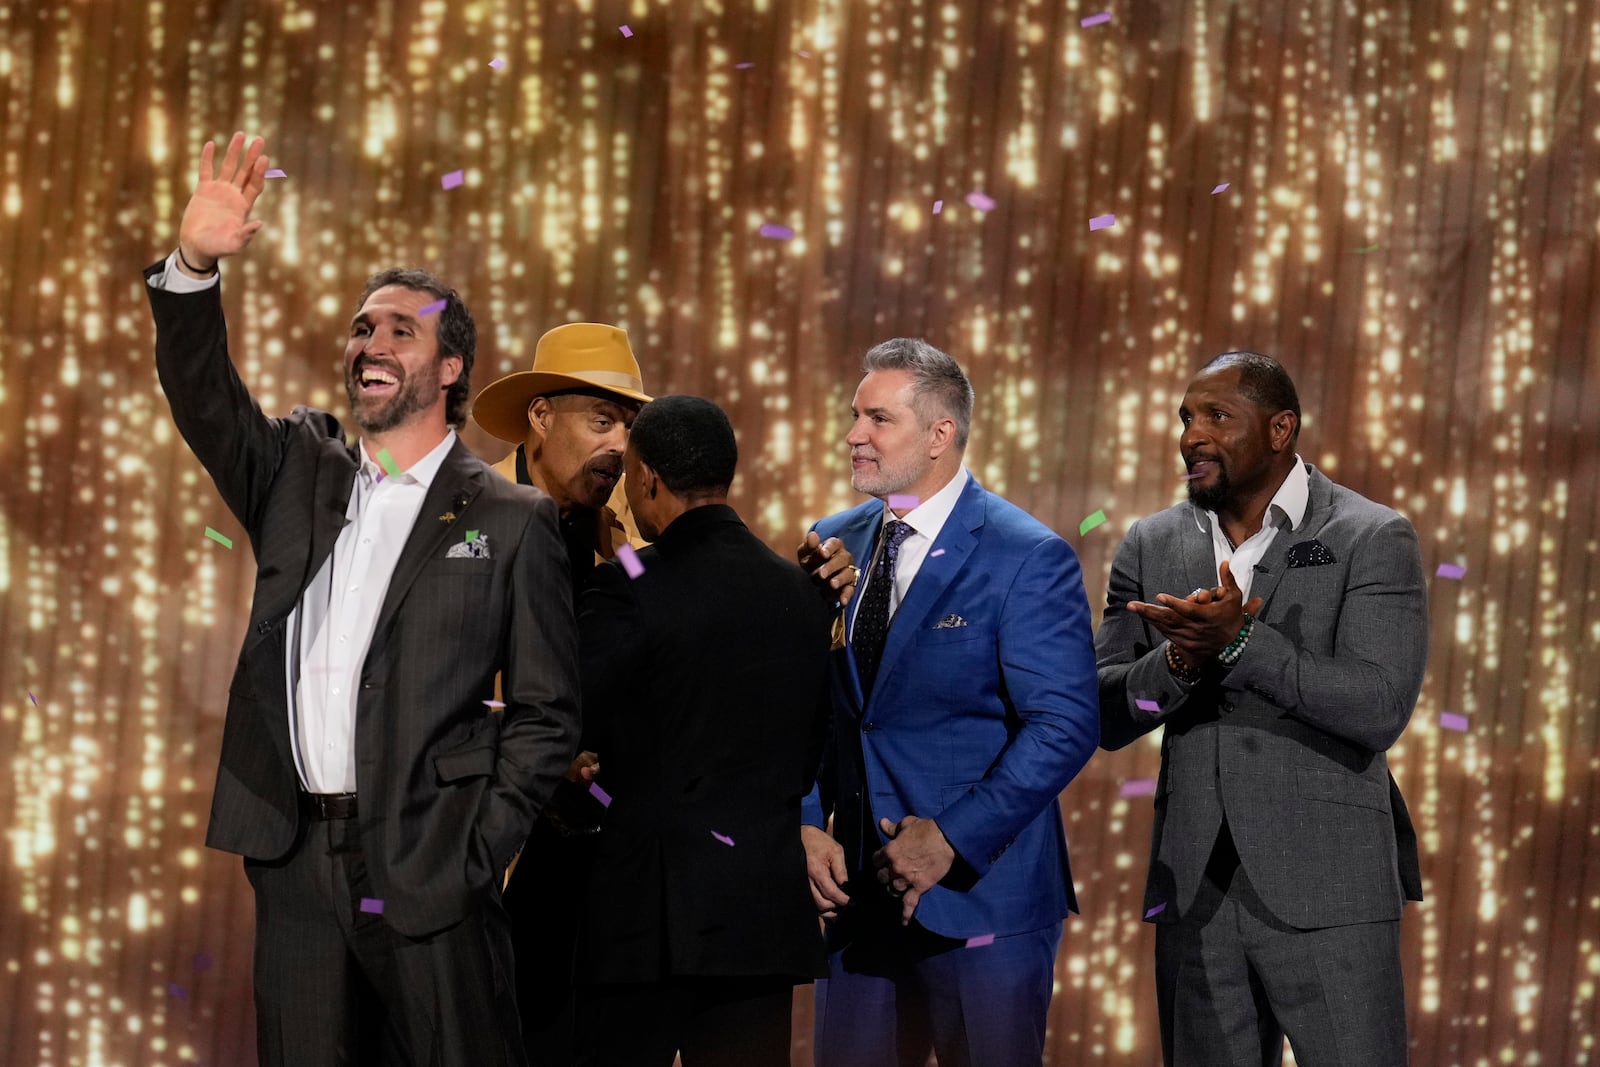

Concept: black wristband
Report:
left=176, top=246, right=217, bottom=277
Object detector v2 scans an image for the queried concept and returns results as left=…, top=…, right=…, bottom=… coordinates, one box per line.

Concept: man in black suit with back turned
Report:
left=573, top=395, right=833, bottom=1066
left=145, top=131, right=580, bottom=1066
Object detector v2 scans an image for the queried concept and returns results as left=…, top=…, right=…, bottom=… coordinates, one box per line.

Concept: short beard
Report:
left=347, top=360, right=440, bottom=434
left=1186, top=465, right=1231, bottom=512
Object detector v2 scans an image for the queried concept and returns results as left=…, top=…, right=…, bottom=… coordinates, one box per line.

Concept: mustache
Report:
left=350, top=354, right=404, bottom=379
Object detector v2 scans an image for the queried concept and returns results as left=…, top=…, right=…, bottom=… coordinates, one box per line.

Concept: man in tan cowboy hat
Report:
left=473, top=323, right=652, bottom=577
left=473, top=324, right=861, bottom=1066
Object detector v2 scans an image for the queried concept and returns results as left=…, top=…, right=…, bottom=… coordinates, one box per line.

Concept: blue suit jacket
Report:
left=802, top=475, right=1100, bottom=939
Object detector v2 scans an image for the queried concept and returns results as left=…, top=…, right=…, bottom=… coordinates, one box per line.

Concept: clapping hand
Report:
left=1127, top=559, right=1263, bottom=666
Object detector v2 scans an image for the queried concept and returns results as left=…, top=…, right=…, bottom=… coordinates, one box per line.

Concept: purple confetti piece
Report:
left=418, top=298, right=447, bottom=317
left=359, top=897, right=385, bottom=914
left=620, top=25, right=633, bottom=38
left=888, top=494, right=920, bottom=511
left=28, top=691, right=38, bottom=706
left=168, top=982, right=187, bottom=1000
left=1211, top=182, right=1229, bottom=194
left=710, top=831, right=736, bottom=846
left=617, top=543, right=645, bottom=579
left=1135, top=698, right=1161, bottom=713
left=488, top=58, right=505, bottom=70
left=1439, top=711, right=1469, bottom=732
left=1089, top=213, right=1117, bottom=231
left=735, top=61, right=755, bottom=69
left=965, top=933, right=995, bottom=948
left=1144, top=902, right=1167, bottom=919
left=482, top=699, right=506, bottom=710
left=798, top=49, right=812, bottom=58
left=589, top=781, right=613, bottom=808
left=264, top=168, right=287, bottom=179
left=1435, top=562, right=1465, bottom=579
left=1119, top=778, right=1157, bottom=798
left=441, top=169, right=465, bottom=190
left=758, top=222, right=795, bottom=240
left=929, top=548, right=946, bottom=558
left=1080, top=11, right=1112, bottom=27
left=192, top=952, right=212, bottom=972
left=964, top=191, right=996, bottom=212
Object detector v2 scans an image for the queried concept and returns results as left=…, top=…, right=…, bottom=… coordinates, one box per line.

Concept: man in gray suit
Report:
left=1097, top=352, right=1427, bottom=1066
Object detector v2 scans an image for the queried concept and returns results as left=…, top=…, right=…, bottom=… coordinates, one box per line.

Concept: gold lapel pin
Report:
left=438, top=511, right=457, bottom=523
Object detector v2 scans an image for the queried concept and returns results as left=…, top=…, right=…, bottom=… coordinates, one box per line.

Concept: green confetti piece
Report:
left=204, top=526, right=233, bottom=549
left=465, top=529, right=479, bottom=543
left=1354, top=244, right=1380, bottom=254
left=376, top=448, right=402, bottom=477
left=1078, top=509, right=1108, bottom=536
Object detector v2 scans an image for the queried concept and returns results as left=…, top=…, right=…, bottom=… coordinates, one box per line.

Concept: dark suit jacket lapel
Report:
left=837, top=509, right=881, bottom=711
left=370, top=440, right=484, bottom=645
left=1250, top=465, right=1334, bottom=618
left=868, top=476, right=985, bottom=709
left=1184, top=508, right=1219, bottom=596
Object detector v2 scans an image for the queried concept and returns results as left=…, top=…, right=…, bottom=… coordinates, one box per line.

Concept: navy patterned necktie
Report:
left=852, top=519, right=915, bottom=695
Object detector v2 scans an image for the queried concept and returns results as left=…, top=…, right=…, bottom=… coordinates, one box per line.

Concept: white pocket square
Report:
left=446, top=534, right=491, bottom=559
left=932, top=614, right=968, bottom=629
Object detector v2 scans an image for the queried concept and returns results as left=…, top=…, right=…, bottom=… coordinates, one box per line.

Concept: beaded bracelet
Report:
left=1218, top=613, right=1256, bottom=667
left=1165, top=641, right=1203, bottom=684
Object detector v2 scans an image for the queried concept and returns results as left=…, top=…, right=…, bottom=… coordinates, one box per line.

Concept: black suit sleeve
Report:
left=482, top=491, right=584, bottom=870
left=576, top=560, right=647, bottom=758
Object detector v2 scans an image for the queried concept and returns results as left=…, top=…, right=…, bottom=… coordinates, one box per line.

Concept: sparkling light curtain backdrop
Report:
left=1, top=1, right=1597, bottom=1064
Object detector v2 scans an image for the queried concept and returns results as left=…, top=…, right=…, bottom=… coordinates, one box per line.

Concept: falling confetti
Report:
left=758, top=222, right=795, bottom=240
left=735, top=61, right=754, bottom=69
left=418, top=298, right=447, bottom=316
left=203, top=526, right=233, bottom=549
left=1078, top=509, right=1108, bottom=535
left=929, top=548, right=946, bottom=558
left=964, top=191, right=996, bottom=212
left=263, top=168, right=287, bottom=179
left=488, top=58, right=505, bottom=70
left=1080, top=11, right=1112, bottom=27
left=617, top=543, right=645, bottom=579
left=167, top=983, right=187, bottom=1000
left=376, top=448, right=402, bottom=478
left=1354, top=244, right=1381, bottom=254
left=1211, top=182, right=1229, bottom=194
left=932, top=199, right=944, bottom=214
left=359, top=897, right=385, bottom=914
left=710, top=831, right=736, bottom=846
left=28, top=691, right=38, bottom=706
left=1119, top=778, right=1157, bottom=798
left=589, top=782, right=613, bottom=807
left=440, top=169, right=465, bottom=190
left=192, top=953, right=212, bottom=972
left=1135, top=698, right=1160, bottom=712
left=888, top=494, right=920, bottom=511
left=1435, top=562, right=1466, bottom=579
left=1089, top=213, right=1117, bottom=231
left=619, top=25, right=633, bottom=38
left=483, top=699, right=506, bottom=710
left=966, top=933, right=996, bottom=948
left=1144, top=902, right=1167, bottom=918
left=1440, top=711, right=1469, bottom=732
left=464, top=529, right=479, bottom=543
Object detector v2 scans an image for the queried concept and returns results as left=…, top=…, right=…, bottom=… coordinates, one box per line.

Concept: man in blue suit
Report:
left=801, top=338, right=1100, bottom=1067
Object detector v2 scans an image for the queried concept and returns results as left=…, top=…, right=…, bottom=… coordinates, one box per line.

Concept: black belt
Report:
left=300, top=791, right=358, bottom=820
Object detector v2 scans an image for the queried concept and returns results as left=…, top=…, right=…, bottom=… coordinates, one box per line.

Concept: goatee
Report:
left=1186, top=466, right=1231, bottom=512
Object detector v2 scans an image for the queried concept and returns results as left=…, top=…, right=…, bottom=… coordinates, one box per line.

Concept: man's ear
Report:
left=638, top=460, right=660, bottom=499
left=927, top=415, right=958, bottom=460
left=1270, top=410, right=1298, bottom=452
left=438, top=353, right=463, bottom=390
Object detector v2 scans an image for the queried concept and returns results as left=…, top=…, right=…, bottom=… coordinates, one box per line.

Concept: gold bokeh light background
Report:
left=1, top=1, right=1598, bottom=1064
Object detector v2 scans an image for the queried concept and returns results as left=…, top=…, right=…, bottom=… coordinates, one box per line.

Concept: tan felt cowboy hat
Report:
left=471, top=323, right=653, bottom=443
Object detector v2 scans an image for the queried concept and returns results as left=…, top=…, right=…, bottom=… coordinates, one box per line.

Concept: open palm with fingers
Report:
left=178, top=132, right=271, bottom=269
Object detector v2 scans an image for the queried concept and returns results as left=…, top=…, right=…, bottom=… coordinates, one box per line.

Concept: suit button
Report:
left=256, top=620, right=272, bottom=634
left=1221, top=700, right=1234, bottom=713
left=862, top=722, right=876, bottom=732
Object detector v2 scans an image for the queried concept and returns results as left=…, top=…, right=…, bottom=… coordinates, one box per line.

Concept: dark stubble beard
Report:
left=347, top=357, right=442, bottom=434
left=1186, top=463, right=1231, bottom=512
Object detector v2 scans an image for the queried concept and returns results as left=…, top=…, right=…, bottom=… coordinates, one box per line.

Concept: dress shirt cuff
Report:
left=148, top=250, right=221, bottom=293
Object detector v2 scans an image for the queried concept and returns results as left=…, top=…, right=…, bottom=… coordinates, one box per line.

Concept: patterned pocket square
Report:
left=1286, top=539, right=1336, bottom=568
left=445, top=534, right=491, bottom=559
left=932, top=614, right=969, bottom=629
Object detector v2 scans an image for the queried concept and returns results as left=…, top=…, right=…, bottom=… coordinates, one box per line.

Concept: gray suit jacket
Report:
left=1097, top=464, right=1426, bottom=930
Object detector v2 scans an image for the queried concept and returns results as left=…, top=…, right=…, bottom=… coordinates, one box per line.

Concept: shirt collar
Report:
left=880, top=467, right=969, bottom=541
left=1192, top=455, right=1309, bottom=534
left=358, top=430, right=457, bottom=488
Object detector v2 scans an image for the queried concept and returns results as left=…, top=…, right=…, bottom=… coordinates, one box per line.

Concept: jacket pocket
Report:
left=434, top=740, right=497, bottom=783
left=1295, top=767, right=1387, bottom=812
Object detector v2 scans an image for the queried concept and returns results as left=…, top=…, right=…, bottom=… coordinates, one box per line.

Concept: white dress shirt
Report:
left=849, top=468, right=970, bottom=639
left=149, top=251, right=456, bottom=794
left=1194, top=456, right=1309, bottom=601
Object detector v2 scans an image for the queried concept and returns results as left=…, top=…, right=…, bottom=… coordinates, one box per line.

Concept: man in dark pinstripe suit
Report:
left=145, top=131, right=580, bottom=1066
left=1098, top=353, right=1428, bottom=1066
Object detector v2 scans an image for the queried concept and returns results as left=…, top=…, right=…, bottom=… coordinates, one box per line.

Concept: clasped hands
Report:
left=802, top=815, right=955, bottom=926
left=1126, top=558, right=1263, bottom=669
